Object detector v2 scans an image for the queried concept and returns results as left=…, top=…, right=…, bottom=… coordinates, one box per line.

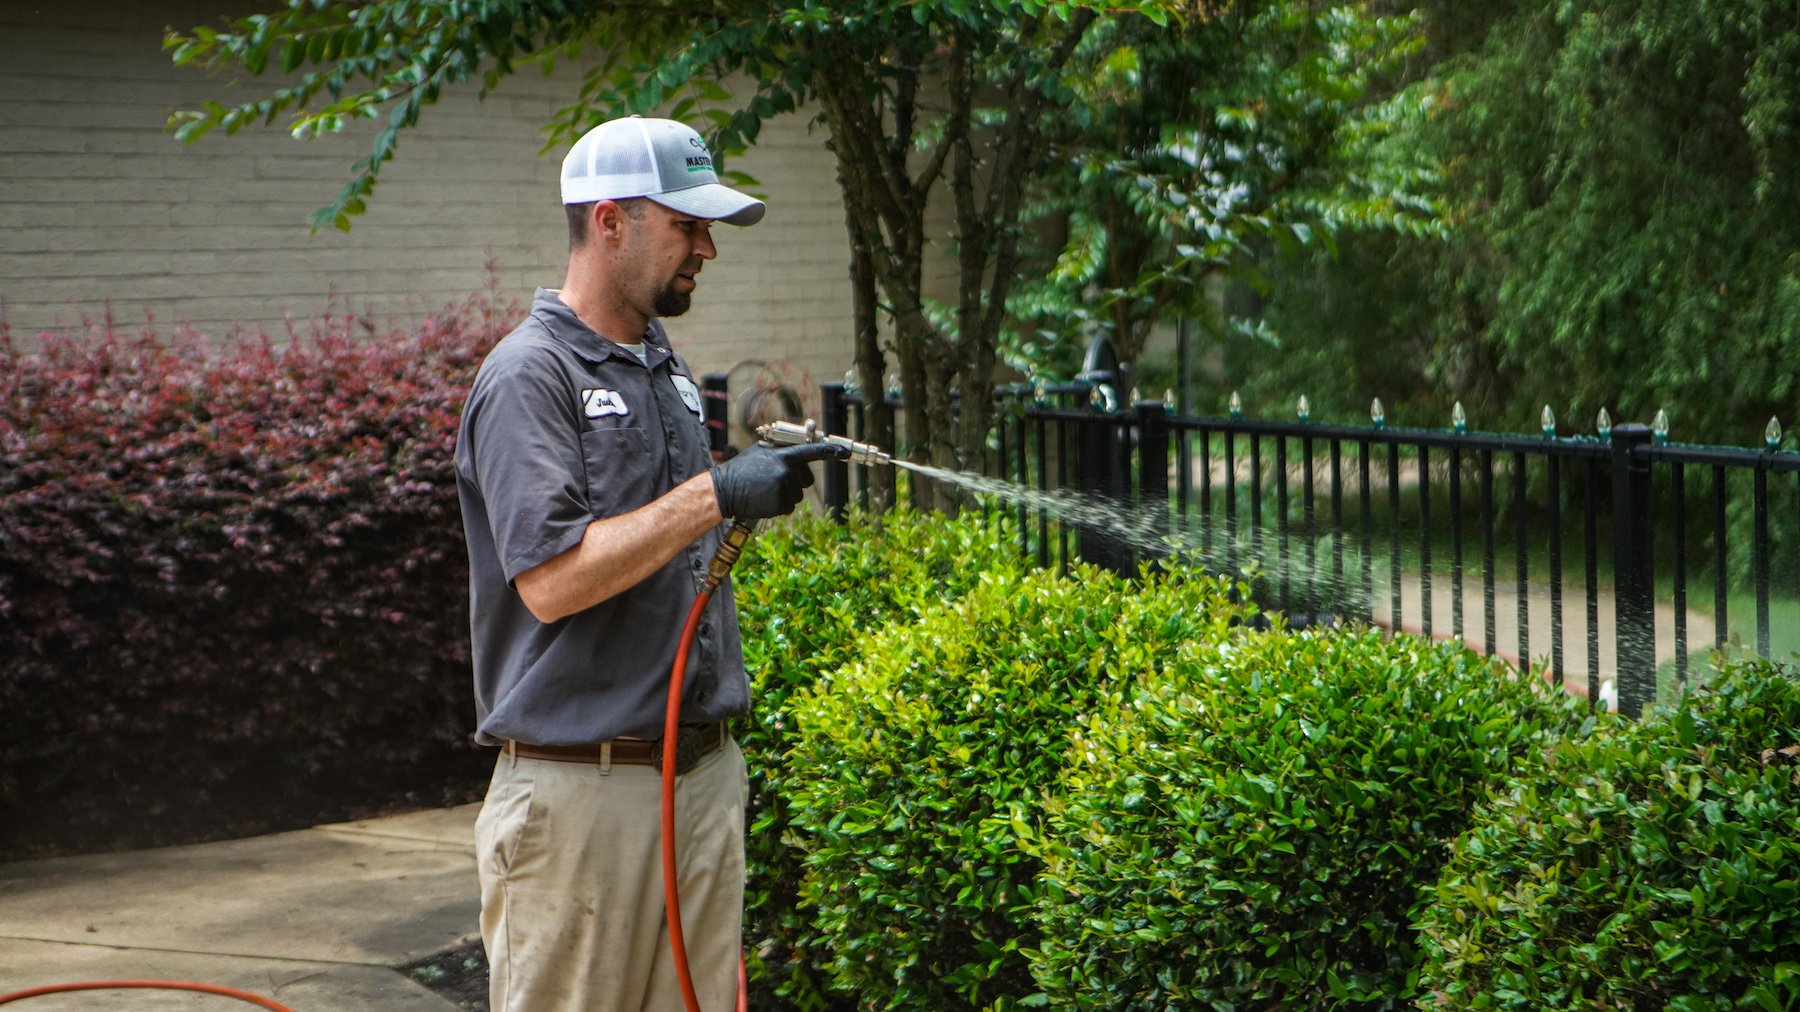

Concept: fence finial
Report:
left=1452, top=401, right=1467, bottom=434
left=1766, top=416, right=1783, bottom=450
left=1596, top=407, right=1612, bottom=438
left=1541, top=405, right=1556, bottom=438
left=1653, top=409, right=1670, bottom=445
left=1229, top=391, right=1243, bottom=420
left=1297, top=395, right=1311, bottom=423
left=1371, top=398, right=1385, bottom=429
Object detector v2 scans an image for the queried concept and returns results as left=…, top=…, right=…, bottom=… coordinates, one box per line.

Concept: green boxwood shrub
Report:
left=1417, top=657, right=1800, bottom=1009
left=787, top=564, right=1256, bottom=1010
left=732, top=509, right=1030, bottom=1011
left=1028, top=628, right=1592, bottom=1009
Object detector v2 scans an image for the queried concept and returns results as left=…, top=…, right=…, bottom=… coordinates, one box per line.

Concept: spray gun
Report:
left=699, top=420, right=892, bottom=593
left=755, top=418, right=893, bottom=467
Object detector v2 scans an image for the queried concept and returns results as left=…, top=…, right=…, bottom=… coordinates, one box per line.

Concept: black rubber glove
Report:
left=711, top=441, right=850, bottom=520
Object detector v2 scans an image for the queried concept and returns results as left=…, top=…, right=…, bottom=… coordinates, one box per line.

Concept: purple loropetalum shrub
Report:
left=0, top=281, right=517, bottom=858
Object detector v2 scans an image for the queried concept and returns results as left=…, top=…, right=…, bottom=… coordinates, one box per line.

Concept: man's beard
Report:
left=652, top=281, right=691, bottom=318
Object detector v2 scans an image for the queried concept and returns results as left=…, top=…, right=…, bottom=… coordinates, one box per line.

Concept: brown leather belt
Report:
left=505, top=722, right=728, bottom=775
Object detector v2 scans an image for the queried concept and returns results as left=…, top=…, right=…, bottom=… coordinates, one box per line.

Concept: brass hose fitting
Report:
left=703, top=520, right=755, bottom=592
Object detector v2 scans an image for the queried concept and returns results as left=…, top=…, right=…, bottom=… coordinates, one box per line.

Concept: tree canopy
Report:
left=167, top=0, right=1436, bottom=495
left=1239, top=0, right=1800, bottom=446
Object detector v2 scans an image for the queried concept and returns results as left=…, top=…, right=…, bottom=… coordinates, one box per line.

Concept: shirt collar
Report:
left=532, top=288, right=672, bottom=369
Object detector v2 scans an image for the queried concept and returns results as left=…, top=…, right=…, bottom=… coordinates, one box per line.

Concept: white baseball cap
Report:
left=560, top=115, right=766, bottom=226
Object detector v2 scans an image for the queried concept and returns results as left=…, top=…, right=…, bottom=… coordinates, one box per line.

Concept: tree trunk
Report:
left=844, top=183, right=895, bottom=512
left=809, top=14, right=1096, bottom=515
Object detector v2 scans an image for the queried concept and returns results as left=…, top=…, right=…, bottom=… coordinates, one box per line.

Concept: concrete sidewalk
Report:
left=0, top=804, right=482, bottom=1010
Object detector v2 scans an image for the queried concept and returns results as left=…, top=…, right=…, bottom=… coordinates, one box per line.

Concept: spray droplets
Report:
left=891, top=460, right=1373, bottom=618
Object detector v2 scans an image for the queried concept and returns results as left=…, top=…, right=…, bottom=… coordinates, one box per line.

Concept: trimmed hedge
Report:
left=1029, top=627, right=1592, bottom=1009
left=1417, top=656, right=1800, bottom=1009
left=0, top=294, right=511, bottom=858
left=732, top=509, right=1031, bottom=1011
left=787, top=564, right=1258, bottom=1010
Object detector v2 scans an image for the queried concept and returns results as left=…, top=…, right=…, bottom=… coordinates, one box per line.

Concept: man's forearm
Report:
left=514, top=472, right=723, bottom=624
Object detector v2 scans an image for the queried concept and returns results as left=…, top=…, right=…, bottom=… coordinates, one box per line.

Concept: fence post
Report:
left=1135, top=400, right=1171, bottom=567
left=701, top=372, right=730, bottom=459
left=820, top=381, right=850, bottom=522
left=1076, top=410, right=1130, bottom=575
left=1610, top=423, right=1656, bottom=716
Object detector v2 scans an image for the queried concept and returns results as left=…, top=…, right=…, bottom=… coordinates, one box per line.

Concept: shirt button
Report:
left=699, top=623, right=712, bottom=637
left=691, top=557, right=703, bottom=570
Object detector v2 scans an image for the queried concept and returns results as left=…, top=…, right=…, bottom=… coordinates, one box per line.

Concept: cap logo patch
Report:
left=685, top=138, right=713, bottom=173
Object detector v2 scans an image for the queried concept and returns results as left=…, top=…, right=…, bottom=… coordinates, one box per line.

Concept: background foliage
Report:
left=0, top=290, right=511, bottom=859
left=1232, top=0, right=1800, bottom=446
left=162, top=0, right=1440, bottom=499
left=1002, top=3, right=1440, bottom=383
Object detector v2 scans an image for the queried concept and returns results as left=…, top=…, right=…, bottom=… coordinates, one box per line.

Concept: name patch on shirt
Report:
left=670, top=374, right=704, bottom=420
left=581, top=387, right=630, bottom=419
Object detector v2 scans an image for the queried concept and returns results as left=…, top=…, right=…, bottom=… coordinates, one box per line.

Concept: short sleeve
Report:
left=459, top=350, right=591, bottom=583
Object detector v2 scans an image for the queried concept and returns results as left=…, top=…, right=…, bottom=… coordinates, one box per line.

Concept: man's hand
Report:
left=711, top=441, right=849, bottom=520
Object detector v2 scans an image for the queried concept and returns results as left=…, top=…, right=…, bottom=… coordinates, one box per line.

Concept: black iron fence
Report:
left=817, top=381, right=1800, bottom=719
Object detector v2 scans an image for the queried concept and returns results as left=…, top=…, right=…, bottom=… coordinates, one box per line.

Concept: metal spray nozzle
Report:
left=756, top=418, right=893, bottom=467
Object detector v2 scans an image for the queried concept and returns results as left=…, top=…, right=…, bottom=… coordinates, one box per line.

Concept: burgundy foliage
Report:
left=0, top=289, right=516, bottom=859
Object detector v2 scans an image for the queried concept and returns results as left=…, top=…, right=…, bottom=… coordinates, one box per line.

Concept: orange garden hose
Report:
left=664, top=583, right=751, bottom=1012
left=0, top=979, right=295, bottom=1009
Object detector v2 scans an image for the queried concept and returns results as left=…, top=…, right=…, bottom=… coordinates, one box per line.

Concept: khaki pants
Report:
left=475, top=736, right=747, bottom=1012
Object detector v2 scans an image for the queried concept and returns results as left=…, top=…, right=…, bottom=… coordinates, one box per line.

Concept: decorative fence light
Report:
left=1371, top=398, right=1386, bottom=430
left=842, top=369, right=860, bottom=396
left=1766, top=416, right=1783, bottom=451
left=1229, top=391, right=1244, bottom=420
left=1597, top=407, right=1612, bottom=439
left=1131, top=386, right=1143, bottom=405
left=1034, top=382, right=1048, bottom=404
left=1452, top=401, right=1467, bottom=434
left=1653, top=409, right=1670, bottom=445
left=1163, top=388, right=1176, bottom=409
left=1541, top=405, right=1556, bottom=438
left=1297, top=395, right=1311, bottom=423
left=1090, top=384, right=1118, bottom=412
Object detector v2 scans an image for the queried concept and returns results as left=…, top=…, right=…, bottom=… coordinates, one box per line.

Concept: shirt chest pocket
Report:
left=580, top=425, right=655, bottom=519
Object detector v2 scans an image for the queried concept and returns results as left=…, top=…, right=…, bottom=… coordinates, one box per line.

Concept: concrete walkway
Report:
left=0, top=805, right=482, bottom=1010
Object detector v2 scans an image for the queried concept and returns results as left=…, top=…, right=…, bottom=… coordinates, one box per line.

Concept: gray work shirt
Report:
left=455, top=288, right=746, bottom=745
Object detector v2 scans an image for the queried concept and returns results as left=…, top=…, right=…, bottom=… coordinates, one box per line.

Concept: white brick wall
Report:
left=0, top=2, right=861, bottom=427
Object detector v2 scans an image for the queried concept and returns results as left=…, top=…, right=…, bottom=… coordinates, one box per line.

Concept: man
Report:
left=454, top=115, right=843, bottom=1011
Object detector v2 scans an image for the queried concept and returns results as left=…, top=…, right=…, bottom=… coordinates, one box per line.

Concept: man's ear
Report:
left=592, top=200, right=629, bottom=245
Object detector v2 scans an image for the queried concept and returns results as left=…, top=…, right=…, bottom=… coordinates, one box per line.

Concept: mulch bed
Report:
left=399, top=941, right=490, bottom=1010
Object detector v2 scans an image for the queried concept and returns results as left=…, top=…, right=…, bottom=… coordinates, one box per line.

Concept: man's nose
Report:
left=694, top=225, right=717, bottom=260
